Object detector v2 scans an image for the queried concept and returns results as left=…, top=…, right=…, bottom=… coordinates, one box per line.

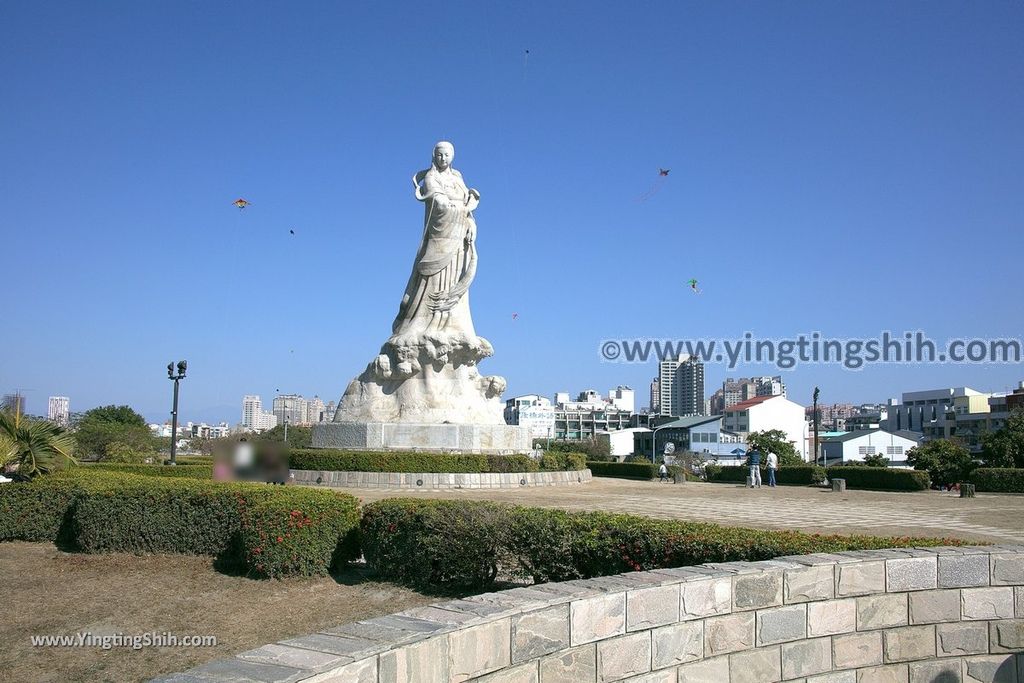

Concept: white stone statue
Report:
left=333, top=142, right=507, bottom=425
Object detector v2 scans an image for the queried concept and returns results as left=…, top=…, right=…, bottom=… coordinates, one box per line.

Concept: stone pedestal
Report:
left=832, top=478, right=847, bottom=492
left=312, top=422, right=532, bottom=454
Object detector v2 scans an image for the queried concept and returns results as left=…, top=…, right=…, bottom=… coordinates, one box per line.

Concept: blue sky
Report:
left=2, top=1, right=1022, bottom=423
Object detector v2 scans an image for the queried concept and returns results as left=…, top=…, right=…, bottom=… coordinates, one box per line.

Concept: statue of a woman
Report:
left=332, top=141, right=506, bottom=425
left=392, top=141, right=481, bottom=339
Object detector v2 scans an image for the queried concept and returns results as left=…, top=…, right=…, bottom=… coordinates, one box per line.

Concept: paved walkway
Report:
left=327, top=478, right=1024, bottom=544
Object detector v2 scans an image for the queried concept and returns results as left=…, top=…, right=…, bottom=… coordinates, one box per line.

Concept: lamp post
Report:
left=651, top=421, right=672, bottom=461
left=167, top=360, right=187, bottom=465
left=812, top=387, right=820, bottom=467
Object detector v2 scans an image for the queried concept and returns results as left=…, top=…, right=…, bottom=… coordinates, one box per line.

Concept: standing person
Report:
left=766, top=451, right=778, bottom=488
left=659, top=462, right=669, bottom=483
left=748, top=450, right=762, bottom=488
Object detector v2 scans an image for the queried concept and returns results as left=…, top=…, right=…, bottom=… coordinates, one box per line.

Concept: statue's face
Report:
left=433, top=144, right=453, bottom=171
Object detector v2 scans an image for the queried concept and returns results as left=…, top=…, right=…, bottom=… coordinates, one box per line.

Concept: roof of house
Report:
left=725, top=395, right=777, bottom=412
left=824, top=428, right=922, bottom=443
left=653, top=415, right=722, bottom=430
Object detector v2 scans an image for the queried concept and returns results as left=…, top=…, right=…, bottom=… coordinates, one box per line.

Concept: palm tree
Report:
left=0, top=410, right=77, bottom=479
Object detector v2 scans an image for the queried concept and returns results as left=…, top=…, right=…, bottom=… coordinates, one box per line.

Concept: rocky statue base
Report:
left=311, top=421, right=532, bottom=454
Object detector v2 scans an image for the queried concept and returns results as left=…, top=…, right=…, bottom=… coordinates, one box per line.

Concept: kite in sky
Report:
left=289, top=229, right=295, bottom=235
left=688, top=278, right=701, bottom=294
left=637, top=169, right=670, bottom=202
left=512, top=312, right=519, bottom=320
left=233, top=198, right=250, bottom=210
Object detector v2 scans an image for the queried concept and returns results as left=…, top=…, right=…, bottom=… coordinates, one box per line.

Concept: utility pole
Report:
left=813, top=387, right=820, bottom=467
left=167, top=361, right=187, bottom=465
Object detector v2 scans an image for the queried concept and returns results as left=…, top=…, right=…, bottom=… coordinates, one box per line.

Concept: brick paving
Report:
left=325, top=478, right=1024, bottom=544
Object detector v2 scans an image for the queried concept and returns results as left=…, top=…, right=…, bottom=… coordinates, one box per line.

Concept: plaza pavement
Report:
left=327, top=478, right=1024, bottom=544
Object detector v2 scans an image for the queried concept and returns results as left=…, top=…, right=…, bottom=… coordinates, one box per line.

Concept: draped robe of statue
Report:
left=333, top=150, right=506, bottom=425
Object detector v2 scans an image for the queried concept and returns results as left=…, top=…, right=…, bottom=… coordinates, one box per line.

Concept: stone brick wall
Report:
left=155, top=546, right=1024, bottom=683
left=290, top=468, right=592, bottom=489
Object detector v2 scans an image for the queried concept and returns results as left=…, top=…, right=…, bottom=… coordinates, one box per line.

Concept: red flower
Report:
left=277, top=536, right=283, bottom=543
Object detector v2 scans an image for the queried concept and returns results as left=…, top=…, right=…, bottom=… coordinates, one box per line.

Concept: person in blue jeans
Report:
left=766, top=451, right=778, bottom=487
left=748, top=450, right=762, bottom=488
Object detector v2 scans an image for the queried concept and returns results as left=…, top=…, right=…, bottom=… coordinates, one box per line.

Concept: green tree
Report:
left=746, top=430, right=801, bottom=464
left=981, top=409, right=1024, bottom=469
left=906, top=438, right=974, bottom=488
left=79, top=405, right=147, bottom=427
left=863, top=452, right=890, bottom=467
left=0, top=409, right=78, bottom=479
left=104, top=442, right=153, bottom=463
left=186, top=436, right=216, bottom=456
left=75, top=404, right=155, bottom=460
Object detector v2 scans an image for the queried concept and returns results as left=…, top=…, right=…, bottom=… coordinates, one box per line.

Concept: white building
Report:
left=884, top=386, right=983, bottom=434
left=504, top=395, right=556, bottom=440
left=722, top=395, right=808, bottom=459
left=48, top=396, right=70, bottom=426
left=820, top=429, right=921, bottom=467
left=242, top=395, right=262, bottom=428
left=306, top=396, right=327, bottom=424
left=633, top=415, right=748, bottom=463
left=187, top=422, right=232, bottom=439
left=658, top=355, right=705, bottom=416
left=608, top=386, right=635, bottom=413
left=597, top=427, right=650, bottom=459
left=149, top=423, right=174, bottom=438
left=256, top=411, right=278, bottom=430
left=553, top=390, right=634, bottom=440
left=273, top=394, right=308, bottom=427
left=753, top=376, right=786, bottom=398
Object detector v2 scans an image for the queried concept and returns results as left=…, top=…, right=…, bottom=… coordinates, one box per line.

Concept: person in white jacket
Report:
left=766, top=451, right=779, bottom=487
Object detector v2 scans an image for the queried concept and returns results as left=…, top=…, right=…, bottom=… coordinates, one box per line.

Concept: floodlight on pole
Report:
left=166, top=360, right=187, bottom=466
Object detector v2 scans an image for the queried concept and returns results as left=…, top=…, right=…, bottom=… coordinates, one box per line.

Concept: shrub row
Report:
left=81, top=463, right=213, bottom=479
left=705, top=465, right=825, bottom=486
left=0, top=470, right=359, bottom=578
left=826, top=466, right=930, bottom=491
left=360, top=499, right=961, bottom=590
left=288, top=449, right=586, bottom=473
left=587, top=461, right=684, bottom=480
left=970, top=468, right=1024, bottom=493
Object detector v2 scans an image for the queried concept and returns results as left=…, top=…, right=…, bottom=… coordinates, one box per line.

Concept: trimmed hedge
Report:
left=236, top=487, right=361, bottom=578
left=0, top=470, right=359, bottom=578
left=706, top=465, right=825, bottom=486
left=0, top=475, right=83, bottom=543
left=361, top=499, right=962, bottom=590
left=970, top=468, right=1024, bottom=493
left=72, top=474, right=241, bottom=556
left=80, top=463, right=213, bottom=479
left=289, top=449, right=586, bottom=473
left=176, top=455, right=214, bottom=464
left=587, top=461, right=684, bottom=480
left=826, top=466, right=930, bottom=491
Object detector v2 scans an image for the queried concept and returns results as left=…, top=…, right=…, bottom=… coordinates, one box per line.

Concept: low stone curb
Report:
left=290, top=468, right=593, bottom=490
left=153, top=545, right=1024, bottom=683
